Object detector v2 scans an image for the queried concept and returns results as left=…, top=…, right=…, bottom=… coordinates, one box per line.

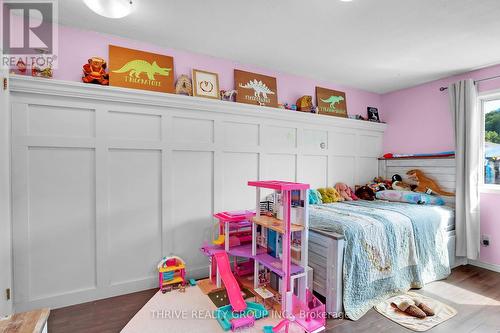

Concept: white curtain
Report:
left=448, top=79, right=480, bottom=260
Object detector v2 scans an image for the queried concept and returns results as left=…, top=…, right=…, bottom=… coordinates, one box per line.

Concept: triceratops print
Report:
left=113, top=60, right=171, bottom=80
left=321, top=95, right=344, bottom=109
left=239, top=79, right=275, bottom=99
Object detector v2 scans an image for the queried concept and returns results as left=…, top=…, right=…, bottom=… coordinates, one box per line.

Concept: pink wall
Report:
left=382, top=63, right=500, bottom=154
left=381, top=64, right=500, bottom=266
left=52, top=25, right=381, bottom=116
left=479, top=193, right=500, bottom=265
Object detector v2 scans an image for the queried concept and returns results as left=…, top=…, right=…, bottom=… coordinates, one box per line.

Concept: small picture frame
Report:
left=192, top=69, right=220, bottom=99
left=367, top=107, right=380, bottom=122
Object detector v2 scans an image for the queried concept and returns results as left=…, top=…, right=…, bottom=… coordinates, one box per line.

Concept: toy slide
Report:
left=214, top=251, right=247, bottom=312
left=272, top=319, right=289, bottom=332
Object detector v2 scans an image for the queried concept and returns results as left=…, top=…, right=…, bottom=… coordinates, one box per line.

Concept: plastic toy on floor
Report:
left=201, top=210, right=255, bottom=288
left=157, top=256, right=186, bottom=293
left=213, top=251, right=269, bottom=331
left=247, top=181, right=326, bottom=333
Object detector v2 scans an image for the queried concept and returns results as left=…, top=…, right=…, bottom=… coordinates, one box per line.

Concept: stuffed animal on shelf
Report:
left=31, top=64, right=53, bottom=78
left=355, top=185, right=376, bottom=201
left=406, top=169, right=455, bottom=196
left=296, top=95, right=314, bottom=112
left=335, top=183, right=354, bottom=201
left=82, top=57, right=109, bottom=85
left=220, top=89, right=237, bottom=101
left=175, top=74, right=193, bottom=96
left=16, top=59, right=27, bottom=74
left=317, top=187, right=343, bottom=203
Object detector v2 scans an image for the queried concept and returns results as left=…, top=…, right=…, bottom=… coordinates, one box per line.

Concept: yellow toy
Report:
left=317, top=187, right=343, bottom=203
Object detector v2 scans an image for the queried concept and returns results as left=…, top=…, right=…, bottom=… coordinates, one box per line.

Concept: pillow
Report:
left=376, top=190, right=445, bottom=205
left=309, top=189, right=323, bottom=205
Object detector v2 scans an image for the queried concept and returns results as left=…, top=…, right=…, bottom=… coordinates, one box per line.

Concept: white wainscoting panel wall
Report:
left=8, top=76, right=386, bottom=311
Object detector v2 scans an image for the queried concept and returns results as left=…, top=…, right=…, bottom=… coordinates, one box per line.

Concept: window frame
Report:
left=478, top=89, right=500, bottom=193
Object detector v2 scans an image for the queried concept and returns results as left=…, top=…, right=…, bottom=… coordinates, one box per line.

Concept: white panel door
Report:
left=171, top=151, right=214, bottom=277
left=331, top=156, right=356, bottom=187
left=301, top=155, right=328, bottom=189
left=0, top=69, right=12, bottom=317
left=13, top=147, right=97, bottom=307
left=264, top=154, right=296, bottom=181
left=357, top=157, right=379, bottom=185
left=222, top=152, right=259, bottom=211
left=108, top=149, right=162, bottom=286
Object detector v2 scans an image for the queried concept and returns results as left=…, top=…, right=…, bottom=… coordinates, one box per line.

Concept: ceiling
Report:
left=58, top=0, right=500, bottom=93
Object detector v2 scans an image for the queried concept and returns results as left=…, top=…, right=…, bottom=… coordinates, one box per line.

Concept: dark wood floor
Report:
left=48, top=265, right=500, bottom=333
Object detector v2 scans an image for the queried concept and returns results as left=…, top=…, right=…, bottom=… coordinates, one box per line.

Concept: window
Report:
left=482, top=98, right=500, bottom=185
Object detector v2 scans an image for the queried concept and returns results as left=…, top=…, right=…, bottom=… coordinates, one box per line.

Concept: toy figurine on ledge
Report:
left=220, top=89, right=237, bottom=101
left=82, top=57, right=109, bottom=85
left=31, top=60, right=53, bottom=79
left=175, top=74, right=193, bottom=96
left=10, top=59, right=27, bottom=75
left=296, top=95, right=318, bottom=113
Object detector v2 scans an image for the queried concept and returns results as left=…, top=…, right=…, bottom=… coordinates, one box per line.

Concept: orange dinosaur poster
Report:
left=316, top=86, right=347, bottom=118
left=235, top=70, right=278, bottom=107
left=109, top=45, right=175, bottom=93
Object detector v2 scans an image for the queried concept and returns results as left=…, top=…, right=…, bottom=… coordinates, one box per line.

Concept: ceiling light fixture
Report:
left=83, top=0, right=135, bottom=19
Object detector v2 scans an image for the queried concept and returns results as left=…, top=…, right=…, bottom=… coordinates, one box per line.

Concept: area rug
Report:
left=121, top=285, right=304, bottom=333
left=374, top=291, right=457, bottom=332
left=207, top=287, right=254, bottom=307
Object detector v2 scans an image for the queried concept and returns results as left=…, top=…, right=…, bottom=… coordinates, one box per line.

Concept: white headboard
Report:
left=378, top=157, right=456, bottom=206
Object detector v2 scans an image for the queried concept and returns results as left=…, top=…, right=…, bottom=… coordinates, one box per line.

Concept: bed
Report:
left=307, top=157, right=465, bottom=320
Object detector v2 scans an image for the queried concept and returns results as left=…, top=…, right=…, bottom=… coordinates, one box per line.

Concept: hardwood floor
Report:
left=48, top=265, right=500, bottom=333
left=48, top=289, right=156, bottom=333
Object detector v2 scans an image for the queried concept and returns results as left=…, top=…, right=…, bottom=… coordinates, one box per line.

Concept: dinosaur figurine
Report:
left=406, top=169, right=455, bottom=196
left=239, top=79, right=275, bottom=99
left=321, top=95, right=344, bottom=109
left=112, top=60, right=171, bottom=80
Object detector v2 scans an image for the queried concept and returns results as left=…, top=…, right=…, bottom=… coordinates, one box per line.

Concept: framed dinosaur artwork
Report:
left=234, top=69, right=278, bottom=108
left=109, top=45, right=175, bottom=93
left=315, top=86, right=348, bottom=118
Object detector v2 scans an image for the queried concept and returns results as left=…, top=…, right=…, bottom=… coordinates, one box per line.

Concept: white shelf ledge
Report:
left=8, top=75, right=387, bottom=133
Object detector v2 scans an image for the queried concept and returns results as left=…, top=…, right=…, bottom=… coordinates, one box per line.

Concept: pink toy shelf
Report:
left=200, top=209, right=256, bottom=288
left=248, top=180, right=326, bottom=333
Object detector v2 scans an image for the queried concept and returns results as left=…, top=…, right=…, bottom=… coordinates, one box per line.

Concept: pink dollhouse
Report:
left=201, top=180, right=326, bottom=332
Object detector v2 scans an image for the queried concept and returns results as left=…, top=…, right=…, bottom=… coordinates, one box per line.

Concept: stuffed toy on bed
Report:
left=308, top=189, right=323, bottom=205
left=317, top=187, right=343, bottom=203
left=354, top=186, right=376, bottom=201
left=335, top=183, right=358, bottom=201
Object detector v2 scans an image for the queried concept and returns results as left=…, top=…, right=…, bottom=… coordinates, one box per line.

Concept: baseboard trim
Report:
left=468, top=259, right=500, bottom=273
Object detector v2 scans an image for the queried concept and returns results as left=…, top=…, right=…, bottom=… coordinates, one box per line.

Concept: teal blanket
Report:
left=309, top=200, right=452, bottom=320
